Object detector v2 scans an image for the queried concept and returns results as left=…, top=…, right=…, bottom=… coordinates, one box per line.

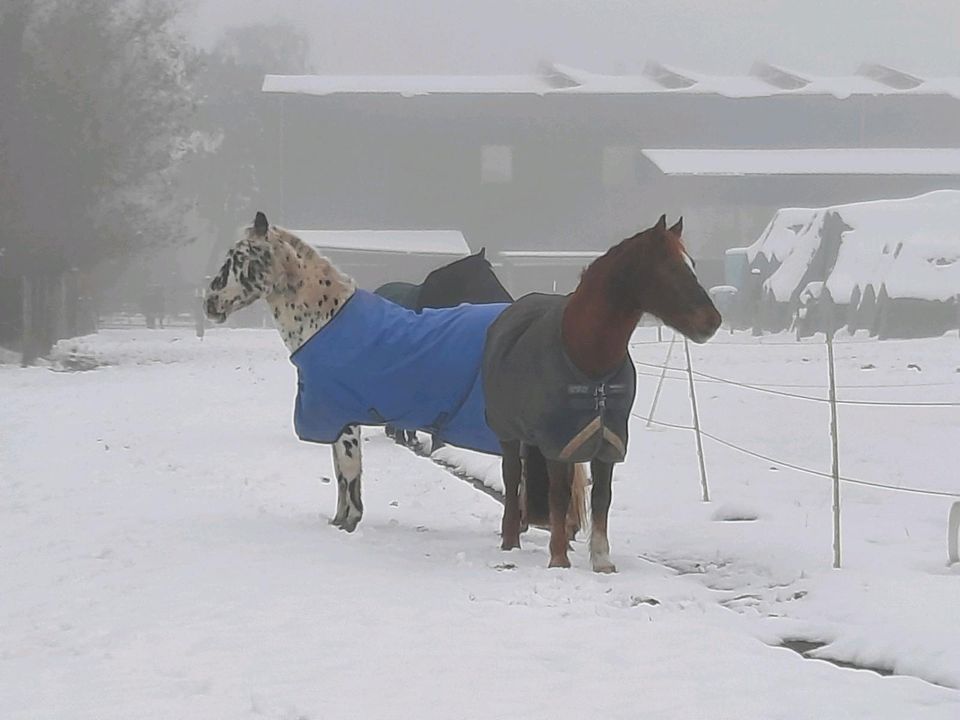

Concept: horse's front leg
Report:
left=588, top=459, right=617, bottom=573
left=500, top=440, right=522, bottom=550
left=545, top=459, right=573, bottom=568
left=330, top=424, right=363, bottom=532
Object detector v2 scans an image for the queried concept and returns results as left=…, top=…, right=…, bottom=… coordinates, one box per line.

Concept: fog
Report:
left=189, top=0, right=960, bottom=74
left=4, top=4, right=960, bottom=715
left=2, top=0, right=959, bottom=352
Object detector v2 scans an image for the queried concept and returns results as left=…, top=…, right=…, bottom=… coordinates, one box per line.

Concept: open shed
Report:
left=497, top=250, right=602, bottom=296
left=296, top=229, right=471, bottom=290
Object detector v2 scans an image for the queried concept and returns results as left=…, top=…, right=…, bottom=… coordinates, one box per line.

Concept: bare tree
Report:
left=0, top=0, right=200, bottom=360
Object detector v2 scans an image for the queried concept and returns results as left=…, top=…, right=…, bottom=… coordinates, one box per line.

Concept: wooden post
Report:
left=684, top=338, right=710, bottom=502
left=646, top=333, right=677, bottom=428
left=826, top=332, right=842, bottom=569
left=20, top=275, right=33, bottom=366
left=948, top=502, right=960, bottom=565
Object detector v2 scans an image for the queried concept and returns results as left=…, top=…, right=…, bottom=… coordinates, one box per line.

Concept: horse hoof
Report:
left=501, top=537, right=521, bottom=551
left=331, top=515, right=360, bottom=532
left=548, top=556, right=571, bottom=569
left=592, top=561, right=617, bottom=574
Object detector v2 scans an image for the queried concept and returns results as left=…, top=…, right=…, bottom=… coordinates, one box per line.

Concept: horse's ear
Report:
left=655, top=214, right=667, bottom=233
left=478, top=247, right=486, bottom=259
left=253, top=211, right=268, bottom=237
left=669, top=217, right=683, bottom=236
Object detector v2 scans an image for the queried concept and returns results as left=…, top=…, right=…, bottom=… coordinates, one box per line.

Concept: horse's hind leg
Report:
left=330, top=425, right=364, bottom=532
left=500, top=440, right=522, bottom=550
left=544, top=460, right=573, bottom=568
left=588, top=459, right=617, bottom=573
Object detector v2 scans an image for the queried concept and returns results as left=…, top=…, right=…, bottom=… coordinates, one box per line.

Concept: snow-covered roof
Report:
left=642, top=149, right=960, bottom=176
left=263, top=62, right=960, bottom=100
left=295, top=230, right=470, bottom=256
left=740, top=191, right=960, bottom=303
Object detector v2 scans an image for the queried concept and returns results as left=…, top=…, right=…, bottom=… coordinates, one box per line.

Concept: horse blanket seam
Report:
left=482, top=293, right=637, bottom=463
left=290, top=289, right=509, bottom=454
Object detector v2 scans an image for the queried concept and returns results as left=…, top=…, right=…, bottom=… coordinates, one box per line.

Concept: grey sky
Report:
left=187, top=0, right=960, bottom=76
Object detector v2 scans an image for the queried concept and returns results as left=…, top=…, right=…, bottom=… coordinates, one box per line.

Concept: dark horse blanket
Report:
left=290, top=289, right=509, bottom=454
left=482, top=293, right=637, bottom=464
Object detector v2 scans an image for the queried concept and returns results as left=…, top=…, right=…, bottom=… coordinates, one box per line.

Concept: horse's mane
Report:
left=269, top=225, right=357, bottom=295
left=579, top=224, right=686, bottom=309
left=271, top=226, right=321, bottom=260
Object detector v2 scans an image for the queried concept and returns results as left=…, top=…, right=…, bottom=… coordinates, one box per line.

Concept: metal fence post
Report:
left=646, top=333, right=677, bottom=428
left=826, top=332, right=842, bottom=568
left=684, top=338, right=710, bottom=502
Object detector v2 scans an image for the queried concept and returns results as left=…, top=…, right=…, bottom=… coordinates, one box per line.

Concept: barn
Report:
left=261, top=62, right=960, bottom=292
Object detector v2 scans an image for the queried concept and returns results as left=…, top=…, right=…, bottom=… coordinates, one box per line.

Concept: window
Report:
left=481, top=145, right=513, bottom=184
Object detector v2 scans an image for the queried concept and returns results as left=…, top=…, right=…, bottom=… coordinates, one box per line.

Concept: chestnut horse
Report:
left=484, top=215, right=721, bottom=571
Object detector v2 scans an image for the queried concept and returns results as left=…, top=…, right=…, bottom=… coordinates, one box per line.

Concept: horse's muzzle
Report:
left=205, top=296, right=227, bottom=323
left=689, top=306, right=722, bottom=343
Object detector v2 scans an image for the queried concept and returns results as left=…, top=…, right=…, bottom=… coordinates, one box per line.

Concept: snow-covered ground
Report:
left=2, top=327, right=959, bottom=719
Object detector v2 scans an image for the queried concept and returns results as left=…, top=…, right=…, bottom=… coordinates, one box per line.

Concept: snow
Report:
left=641, top=148, right=960, bottom=176
left=262, top=64, right=960, bottom=99
left=3, top=326, right=960, bottom=718
left=740, top=191, right=960, bottom=302
left=294, top=229, right=470, bottom=256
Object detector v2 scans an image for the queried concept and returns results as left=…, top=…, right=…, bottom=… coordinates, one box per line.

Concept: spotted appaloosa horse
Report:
left=483, top=215, right=721, bottom=571
left=206, top=212, right=589, bottom=548
left=205, top=212, right=368, bottom=530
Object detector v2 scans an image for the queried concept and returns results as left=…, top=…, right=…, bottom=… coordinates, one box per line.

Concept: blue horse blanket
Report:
left=290, top=289, right=509, bottom=454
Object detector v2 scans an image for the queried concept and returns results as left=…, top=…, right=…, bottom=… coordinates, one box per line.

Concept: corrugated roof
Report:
left=295, top=230, right=470, bottom=256
left=262, top=62, right=960, bottom=99
left=641, top=148, right=960, bottom=176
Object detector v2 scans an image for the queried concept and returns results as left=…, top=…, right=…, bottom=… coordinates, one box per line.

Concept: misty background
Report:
left=1, top=0, right=959, bottom=361
left=190, top=0, right=960, bottom=75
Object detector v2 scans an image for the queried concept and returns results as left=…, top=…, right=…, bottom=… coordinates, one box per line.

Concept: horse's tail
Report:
left=522, top=445, right=550, bottom=527
left=522, top=445, right=589, bottom=536
left=568, top=463, right=589, bottom=538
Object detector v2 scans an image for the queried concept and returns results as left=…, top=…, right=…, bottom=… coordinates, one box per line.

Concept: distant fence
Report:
left=632, top=330, right=960, bottom=567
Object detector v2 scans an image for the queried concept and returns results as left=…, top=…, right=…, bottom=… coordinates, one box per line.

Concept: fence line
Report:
left=631, top=410, right=960, bottom=500
left=633, top=359, right=960, bottom=407
left=632, top=365, right=956, bottom=390
left=632, top=335, right=949, bottom=348
left=633, top=335, right=960, bottom=565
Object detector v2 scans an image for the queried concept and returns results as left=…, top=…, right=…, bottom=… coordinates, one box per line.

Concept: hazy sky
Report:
left=187, top=0, right=960, bottom=76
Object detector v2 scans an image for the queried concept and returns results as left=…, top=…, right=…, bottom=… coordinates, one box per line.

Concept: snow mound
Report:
left=741, top=190, right=960, bottom=303
left=0, top=345, right=22, bottom=365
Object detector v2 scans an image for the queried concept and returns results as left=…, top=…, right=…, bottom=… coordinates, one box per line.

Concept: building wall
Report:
left=274, top=93, right=960, bottom=264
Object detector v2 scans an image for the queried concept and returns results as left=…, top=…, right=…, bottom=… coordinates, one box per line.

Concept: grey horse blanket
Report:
left=482, top=293, right=637, bottom=464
